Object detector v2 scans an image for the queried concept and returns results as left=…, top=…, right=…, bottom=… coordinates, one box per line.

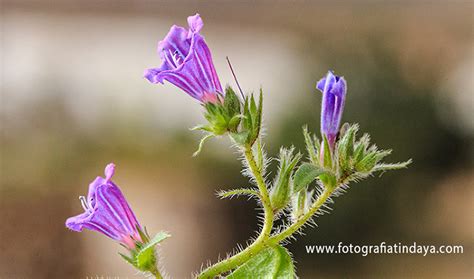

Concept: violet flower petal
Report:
left=144, top=14, right=222, bottom=103
left=65, top=164, right=142, bottom=249
left=317, top=71, right=347, bottom=148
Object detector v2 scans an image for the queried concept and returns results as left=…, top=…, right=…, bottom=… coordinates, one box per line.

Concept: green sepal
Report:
left=197, top=86, right=243, bottom=139
left=228, top=114, right=244, bottom=131
left=353, top=133, right=370, bottom=163
left=303, top=126, right=319, bottom=165
left=190, top=124, right=213, bottom=133
left=237, top=90, right=263, bottom=147
left=137, top=225, right=150, bottom=244
left=119, top=253, right=135, bottom=265
left=293, top=163, right=325, bottom=193
left=338, top=122, right=350, bottom=139
left=355, top=148, right=384, bottom=172
left=193, top=134, right=215, bottom=157
left=337, top=124, right=358, bottom=171
left=119, top=230, right=170, bottom=274
left=135, top=231, right=171, bottom=271
left=224, top=86, right=242, bottom=117
left=322, top=134, right=333, bottom=169
left=227, top=245, right=295, bottom=279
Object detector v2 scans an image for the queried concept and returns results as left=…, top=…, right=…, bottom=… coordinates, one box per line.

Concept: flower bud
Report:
left=316, top=71, right=347, bottom=150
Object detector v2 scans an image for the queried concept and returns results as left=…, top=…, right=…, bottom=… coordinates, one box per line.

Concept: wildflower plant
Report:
left=66, top=14, right=411, bottom=278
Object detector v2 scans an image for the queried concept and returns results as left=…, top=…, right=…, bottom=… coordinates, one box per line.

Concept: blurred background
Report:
left=1, top=1, right=473, bottom=278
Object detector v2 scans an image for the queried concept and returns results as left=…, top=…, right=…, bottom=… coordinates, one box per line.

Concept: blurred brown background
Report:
left=1, top=1, right=473, bottom=278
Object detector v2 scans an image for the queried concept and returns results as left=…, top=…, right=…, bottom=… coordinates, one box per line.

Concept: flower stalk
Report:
left=198, top=144, right=274, bottom=278
left=198, top=173, right=336, bottom=278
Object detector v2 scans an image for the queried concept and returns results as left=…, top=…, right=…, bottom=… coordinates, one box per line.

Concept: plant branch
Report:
left=269, top=186, right=334, bottom=245
left=197, top=143, right=337, bottom=278
left=197, top=144, right=274, bottom=278
left=152, top=268, right=164, bottom=279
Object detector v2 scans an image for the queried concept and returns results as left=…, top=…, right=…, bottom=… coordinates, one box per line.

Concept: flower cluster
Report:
left=66, top=13, right=410, bottom=279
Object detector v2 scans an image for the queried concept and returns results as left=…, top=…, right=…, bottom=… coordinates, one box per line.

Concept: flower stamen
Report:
left=79, top=196, right=92, bottom=212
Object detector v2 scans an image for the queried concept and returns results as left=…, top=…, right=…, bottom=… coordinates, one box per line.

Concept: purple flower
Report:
left=316, top=71, right=347, bottom=149
left=144, top=14, right=223, bottom=103
left=66, top=163, right=143, bottom=250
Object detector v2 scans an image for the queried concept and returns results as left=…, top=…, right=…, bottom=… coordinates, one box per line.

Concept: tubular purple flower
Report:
left=316, top=71, right=347, bottom=149
left=66, top=163, right=143, bottom=250
left=144, top=14, right=223, bottom=103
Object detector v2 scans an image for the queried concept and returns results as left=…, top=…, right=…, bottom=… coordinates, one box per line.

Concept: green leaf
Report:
left=224, top=86, right=241, bottom=115
left=319, top=172, right=337, bottom=189
left=322, top=135, right=333, bottom=169
left=270, top=147, right=301, bottom=212
left=353, top=133, right=370, bottom=162
left=217, top=188, right=260, bottom=199
left=373, top=159, right=412, bottom=173
left=355, top=151, right=378, bottom=172
left=254, top=89, right=263, bottom=140
left=337, top=124, right=358, bottom=171
left=136, top=231, right=171, bottom=271
left=291, top=189, right=308, bottom=221
left=293, top=163, right=325, bottom=193
left=228, top=245, right=295, bottom=279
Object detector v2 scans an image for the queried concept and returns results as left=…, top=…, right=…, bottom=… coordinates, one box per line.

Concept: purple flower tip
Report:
left=104, top=163, right=115, bottom=181
left=144, top=14, right=223, bottom=103
left=187, top=13, right=203, bottom=34
left=65, top=164, right=143, bottom=250
left=317, top=71, right=347, bottom=148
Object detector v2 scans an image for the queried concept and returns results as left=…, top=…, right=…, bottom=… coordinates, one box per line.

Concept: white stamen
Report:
left=79, top=196, right=91, bottom=212
left=169, top=49, right=182, bottom=67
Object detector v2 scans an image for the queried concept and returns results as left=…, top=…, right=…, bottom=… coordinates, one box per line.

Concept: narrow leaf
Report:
left=373, top=159, right=412, bottom=173
left=303, top=126, right=318, bottom=165
left=217, top=188, right=260, bottom=199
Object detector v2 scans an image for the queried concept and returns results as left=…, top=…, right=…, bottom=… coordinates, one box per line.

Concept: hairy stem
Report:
left=197, top=144, right=336, bottom=278
left=197, top=144, right=274, bottom=278
left=152, top=269, right=163, bottom=279
left=269, top=187, right=333, bottom=245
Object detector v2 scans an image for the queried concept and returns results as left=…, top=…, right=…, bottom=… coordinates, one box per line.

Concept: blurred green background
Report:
left=1, top=1, right=473, bottom=278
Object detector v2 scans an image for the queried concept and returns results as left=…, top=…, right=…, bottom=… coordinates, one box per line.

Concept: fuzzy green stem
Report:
left=197, top=145, right=336, bottom=278
left=152, top=269, right=163, bottom=279
left=197, top=145, right=274, bottom=278
left=268, top=187, right=334, bottom=245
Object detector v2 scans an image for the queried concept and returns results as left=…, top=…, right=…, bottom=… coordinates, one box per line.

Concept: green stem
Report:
left=268, top=187, right=333, bottom=245
left=197, top=144, right=336, bottom=278
left=152, top=269, right=163, bottom=279
left=197, top=145, right=274, bottom=278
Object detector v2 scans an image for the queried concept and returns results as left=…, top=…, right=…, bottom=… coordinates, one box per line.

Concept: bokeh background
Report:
left=1, top=1, right=473, bottom=278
